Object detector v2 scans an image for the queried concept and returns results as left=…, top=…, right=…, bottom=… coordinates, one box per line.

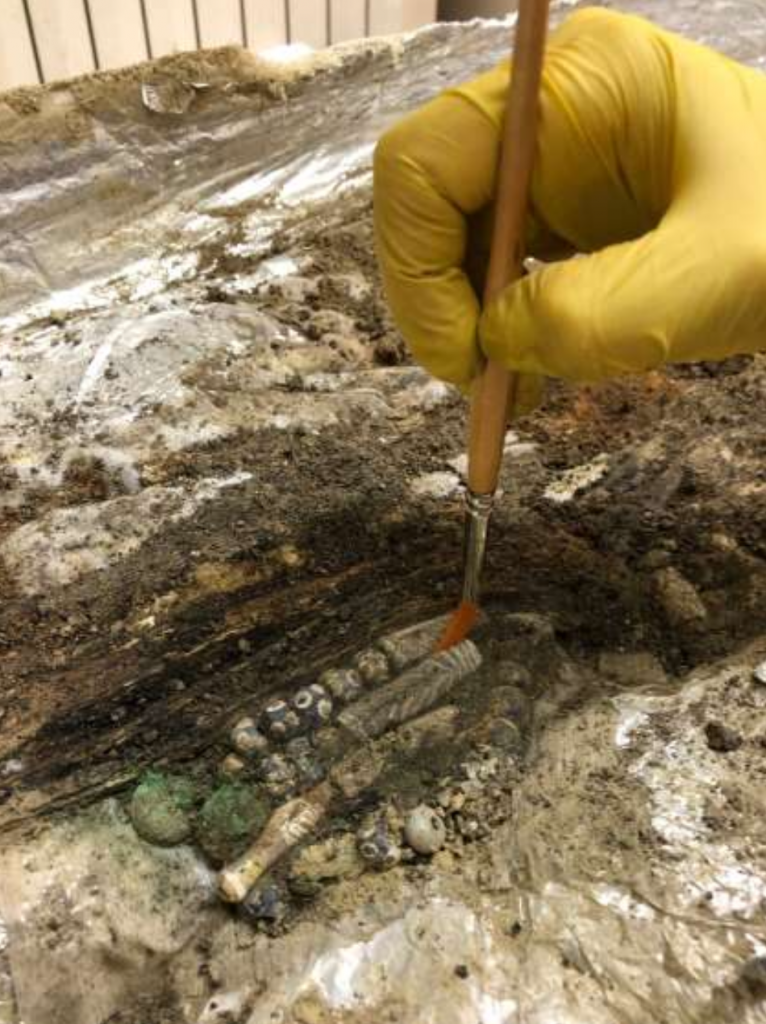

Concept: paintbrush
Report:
left=437, top=0, right=550, bottom=652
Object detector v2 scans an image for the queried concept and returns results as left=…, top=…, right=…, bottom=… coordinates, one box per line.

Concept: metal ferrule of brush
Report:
left=462, top=489, right=495, bottom=604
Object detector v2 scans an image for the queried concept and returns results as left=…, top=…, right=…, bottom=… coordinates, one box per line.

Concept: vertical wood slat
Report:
left=289, top=0, right=327, bottom=48
left=26, top=0, right=95, bottom=82
left=243, top=0, right=287, bottom=50
left=0, top=0, right=40, bottom=88
left=196, top=0, right=243, bottom=48
left=330, top=0, right=365, bottom=43
left=143, top=0, right=196, bottom=57
left=88, top=0, right=147, bottom=71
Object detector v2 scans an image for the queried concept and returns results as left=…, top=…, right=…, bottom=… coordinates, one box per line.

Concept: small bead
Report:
left=320, top=668, right=363, bottom=705
left=356, top=818, right=401, bottom=870
left=261, top=699, right=302, bottom=741
left=404, top=805, right=446, bottom=855
left=354, top=648, right=390, bottom=686
left=231, top=718, right=269, bottom=757
left=291, top=684, right=334, bottom=731
left=259, top=753, right=297, bottom=797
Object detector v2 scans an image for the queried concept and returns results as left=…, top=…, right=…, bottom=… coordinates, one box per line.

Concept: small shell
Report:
left=354, top=649, right=390, bottom=687
left=260, top=700, right=302, bottom=742
left=404, top=805, right=446, bottom=855
left=320, top=668, right=364, bottom=705
left=231, top=718, right=269, bottom=758
left=754, top=662, right=766, bottom=686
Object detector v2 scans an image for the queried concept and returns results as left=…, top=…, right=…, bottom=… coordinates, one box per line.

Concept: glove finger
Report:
left=480, top=220, right=766, bottom=381
left=373, top=85, right=504, bottom=387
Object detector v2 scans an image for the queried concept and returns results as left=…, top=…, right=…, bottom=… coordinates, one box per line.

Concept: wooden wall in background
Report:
left=439, top=0, right=512, bottom=19
left=0, top=0, right=439, bottom=90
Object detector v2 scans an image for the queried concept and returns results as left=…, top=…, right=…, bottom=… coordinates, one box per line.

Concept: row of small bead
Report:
left=225, top=647, right=393, bottom=792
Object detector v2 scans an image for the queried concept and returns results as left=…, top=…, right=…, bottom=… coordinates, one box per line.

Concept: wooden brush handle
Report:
left=467, top=0, right=550, bottom=496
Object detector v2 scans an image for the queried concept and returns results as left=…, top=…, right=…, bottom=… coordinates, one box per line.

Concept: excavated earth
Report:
left=1, top=4, right=766, bottom=1024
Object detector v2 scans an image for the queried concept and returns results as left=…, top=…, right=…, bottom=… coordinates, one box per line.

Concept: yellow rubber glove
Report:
left=373, top=8, right=766, bottom=414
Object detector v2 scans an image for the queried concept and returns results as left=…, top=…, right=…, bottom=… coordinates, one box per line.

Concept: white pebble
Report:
left=404, top=805, right=446, bottom=856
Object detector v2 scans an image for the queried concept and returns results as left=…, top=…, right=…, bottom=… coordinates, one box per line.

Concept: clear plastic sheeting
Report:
left=0, top=19, right=522, bottom=597
left=247, top=900, right=521, bottom=1024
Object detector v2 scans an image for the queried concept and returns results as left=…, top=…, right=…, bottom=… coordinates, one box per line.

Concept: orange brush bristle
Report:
left=435, top=600, right=479, bottom=652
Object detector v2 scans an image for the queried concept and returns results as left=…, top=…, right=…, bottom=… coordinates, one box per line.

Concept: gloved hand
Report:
left=374, top=8, right=766, bottom=416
